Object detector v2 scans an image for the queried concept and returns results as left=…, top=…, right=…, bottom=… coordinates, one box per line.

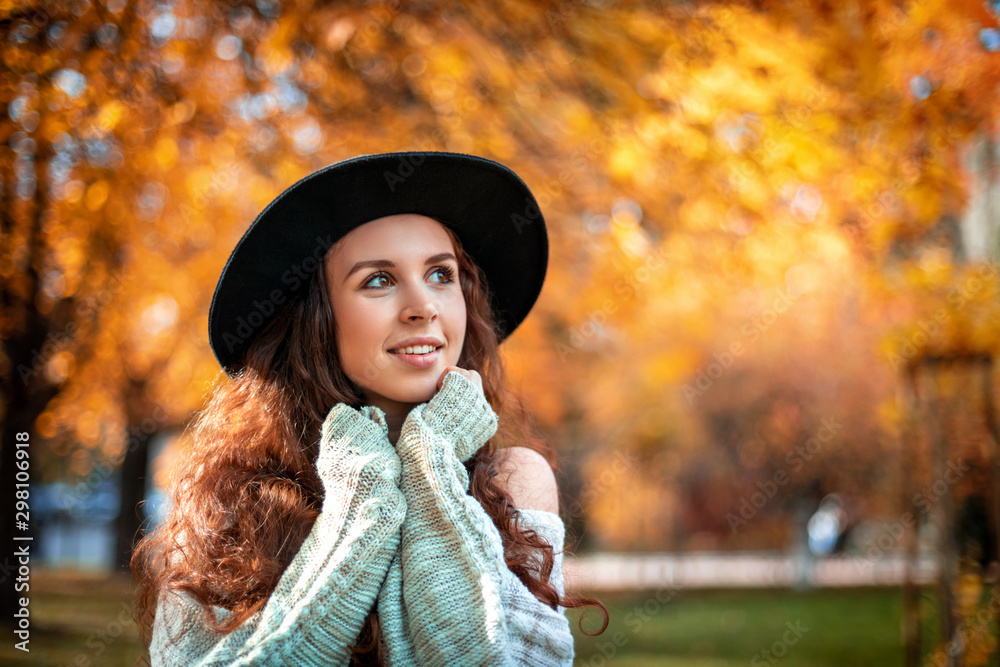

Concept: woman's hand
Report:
left=395, top=364, right=495, bottom=464
left=436, top=366, right=483, bottom=395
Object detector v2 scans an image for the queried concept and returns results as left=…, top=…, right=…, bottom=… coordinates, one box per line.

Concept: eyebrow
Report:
left=343, top=252, right=458, bottom=284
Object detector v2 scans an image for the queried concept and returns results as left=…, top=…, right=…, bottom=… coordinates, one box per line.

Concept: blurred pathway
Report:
left=564, top=550, right=938, bottom=591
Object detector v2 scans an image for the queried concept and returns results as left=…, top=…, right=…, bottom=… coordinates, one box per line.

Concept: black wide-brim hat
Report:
left=209, top=151, right=548, bottom=375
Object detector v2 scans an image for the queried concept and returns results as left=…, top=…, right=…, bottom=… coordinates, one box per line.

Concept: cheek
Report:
left=445, top=295, right=467, bottom=351
left=337, top=301, right=382, bottom=349
left=330, top=295, right=376, bottom=362
left=333, top=304, right=387, bottom=386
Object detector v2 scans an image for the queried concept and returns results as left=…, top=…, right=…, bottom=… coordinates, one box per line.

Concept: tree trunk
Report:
left=979, top=358, right=1000, bottom=667
left=113, top=427, right=152, bottom=572
left=901, top=364, right=922, bottom=667
left=925, top=366, right=961, bottom=667
left=113, top=379, right=160, bottom=572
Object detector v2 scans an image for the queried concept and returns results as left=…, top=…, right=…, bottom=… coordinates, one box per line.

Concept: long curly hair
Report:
left=131, top=223, right=608, bottom=664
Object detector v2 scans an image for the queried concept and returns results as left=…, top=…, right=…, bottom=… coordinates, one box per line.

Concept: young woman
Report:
left=131, top=152, right=608, bottom=665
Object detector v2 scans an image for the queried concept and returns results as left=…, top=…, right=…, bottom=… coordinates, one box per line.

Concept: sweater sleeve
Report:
left=391, top=371, right=575, bottom=666
left=516, top=508, right=569, bottom=601
left=149, top=403, right=406, bottom=667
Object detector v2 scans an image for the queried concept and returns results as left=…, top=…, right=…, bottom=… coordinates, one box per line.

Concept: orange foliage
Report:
left=2, top=0, right=1000, bottom=552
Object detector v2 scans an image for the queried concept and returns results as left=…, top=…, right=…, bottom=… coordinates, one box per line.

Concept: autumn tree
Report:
left=4, top=7, right=1000, bottom=663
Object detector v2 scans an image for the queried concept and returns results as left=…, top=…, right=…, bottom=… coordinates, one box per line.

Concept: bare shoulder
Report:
left=494, top=446, right=560, bottom=515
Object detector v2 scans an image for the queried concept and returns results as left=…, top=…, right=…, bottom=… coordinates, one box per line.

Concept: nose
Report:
left=400, top=293, right=439, bottom=323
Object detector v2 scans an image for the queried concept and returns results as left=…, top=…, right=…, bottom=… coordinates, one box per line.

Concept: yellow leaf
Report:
left=608, top=141, right=645, bottom=180
left=85, top=181, right=109, bottom=211
left=155, top=138, right=180, bottom=169
left=96, top=101, right=126, bottom=131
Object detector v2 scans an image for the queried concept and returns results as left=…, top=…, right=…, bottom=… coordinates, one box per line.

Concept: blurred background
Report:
left=3, top=0, right=1000, bottom=665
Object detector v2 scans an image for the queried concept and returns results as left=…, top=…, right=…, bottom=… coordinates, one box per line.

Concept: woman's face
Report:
left=324, top=213, right=467, bottom=410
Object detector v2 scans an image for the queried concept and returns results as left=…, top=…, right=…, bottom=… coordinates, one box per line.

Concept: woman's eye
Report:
left=363, top=272, right=392, bottom=289
left=431, top=266, right=456, bottom=283
left=363, top=267, right=454, bottom=289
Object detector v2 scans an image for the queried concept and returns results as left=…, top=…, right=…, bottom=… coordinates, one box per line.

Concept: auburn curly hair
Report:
left=131, top=223, right=608, bottom=664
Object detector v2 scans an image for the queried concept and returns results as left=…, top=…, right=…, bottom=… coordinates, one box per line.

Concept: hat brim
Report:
left=208, top=151, right=548, bottom=376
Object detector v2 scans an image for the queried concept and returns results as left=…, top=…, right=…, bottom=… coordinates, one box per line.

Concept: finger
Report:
left=466, top=369, right=483, bottom=394
left=437, top=366, right=460, bottom=391
left=437, top=366, right=477, bottom=392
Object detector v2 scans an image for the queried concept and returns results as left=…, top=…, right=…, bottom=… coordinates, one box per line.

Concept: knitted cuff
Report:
left=418, top=371, right=498, bottom=462
left=360, top=404, right=390, bottom=435
left=319, top=403, right=392, bottom=461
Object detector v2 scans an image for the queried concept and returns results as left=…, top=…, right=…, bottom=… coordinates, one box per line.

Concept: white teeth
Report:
left=393, top=345, right=437, bottom=355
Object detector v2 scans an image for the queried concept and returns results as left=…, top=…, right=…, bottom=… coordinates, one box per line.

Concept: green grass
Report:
left=0, top=571, right=991, bottom=666
left=0, top=569, right=142, bottom=667
left=569, top=587, right=953, bottom=667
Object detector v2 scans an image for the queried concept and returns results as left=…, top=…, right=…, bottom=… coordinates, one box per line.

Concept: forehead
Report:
left=329, top=214, right=455, bottom=264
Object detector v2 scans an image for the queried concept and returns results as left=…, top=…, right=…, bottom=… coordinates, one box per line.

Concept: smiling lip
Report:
left=388, top=336, right=444, bottom=350
left=390, top=347, right=441, bottom=369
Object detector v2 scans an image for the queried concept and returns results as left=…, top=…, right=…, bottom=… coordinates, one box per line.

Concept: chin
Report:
left=372, top=379, right=438, bottom=407
left=400, top=382, right=439, bottom=404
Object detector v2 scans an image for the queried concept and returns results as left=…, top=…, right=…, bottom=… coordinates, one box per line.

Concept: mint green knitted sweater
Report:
left=150, top=372, right=574, bottom=665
